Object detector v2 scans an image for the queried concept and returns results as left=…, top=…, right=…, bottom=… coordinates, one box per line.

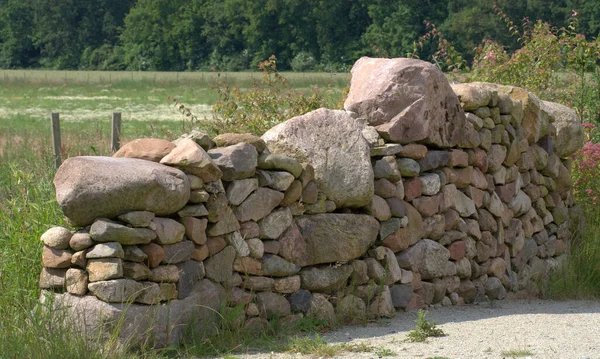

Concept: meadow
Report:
left=1, top=68, right=599, bottom=358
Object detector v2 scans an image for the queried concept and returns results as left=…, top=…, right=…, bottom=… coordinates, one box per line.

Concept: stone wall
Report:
left=39, top=57, right=585, bottom=347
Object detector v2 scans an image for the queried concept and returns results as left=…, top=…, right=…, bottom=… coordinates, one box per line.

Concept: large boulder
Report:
left=262, top=108, right=373, bottom=208
left=279, top=214, right=380, bottom=267
left=542, top=101, right=585, bottom=158
left=43, top=279, right=224, bottom=348
left=54, top=157, right=190, bottom=227
left=344, top=57, right=465, bottom=148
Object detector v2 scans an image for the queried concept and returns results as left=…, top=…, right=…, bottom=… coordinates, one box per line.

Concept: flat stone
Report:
left=300, top=265, right=353, bottom=292
left=257, top=153, right=303, bottom=178
left=160, top=138, right=222, bottom=182
left=122, top=261, right=152, bottom=280
left=90, top=220, right=156, bottom=245
left=88, top=279, right=143, bottom=303
left=118, top=211, right=155, bottom=227
left=177, top=204, right=209, bottom=217
left=274, top=275, right=301, bottom=294
left=86, top=242, right=124, bottom=259
left=113, top=138, right=176, bottom=162
left=235, top=188, right=284, bottom=222
left=397, top=144, right=428, bottom=159
left=87, top=258, right=123, bottom=282
left=261, top=255, right=301, bottom=277
left=149, top=265, right=179, bottom=283
left=206, top=208, right=240, bottom=237
left=214, top=133, right=266, bottom=153
left=123, top=246, right=147, bottom=262
left=396, top=239, right=450, bottom=280
left=242, top=276, right=275, bottom=292
left=418, top=151, right=450, bottom=172
left=206, top=236, right=227, bottom=255
left=370, top=143, right=403, bottom=157
left=162, top=240, right=195, bottom=264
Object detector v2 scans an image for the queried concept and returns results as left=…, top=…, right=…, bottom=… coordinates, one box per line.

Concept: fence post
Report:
left=111, top=112, right=122, bottom=153
left=51, top=113, right=62, bottom=169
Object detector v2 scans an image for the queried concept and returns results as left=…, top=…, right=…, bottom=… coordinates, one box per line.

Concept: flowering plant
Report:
left=572, top=123, right=600, bottom=208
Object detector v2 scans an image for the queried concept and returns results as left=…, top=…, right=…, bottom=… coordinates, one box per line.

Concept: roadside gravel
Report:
left=237, top=299, right=600, bottom=359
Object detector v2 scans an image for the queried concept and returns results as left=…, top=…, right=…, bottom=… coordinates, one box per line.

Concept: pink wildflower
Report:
left=582, top=122, right=595, bottom=129
left=483, top=50, right=497, bottom=61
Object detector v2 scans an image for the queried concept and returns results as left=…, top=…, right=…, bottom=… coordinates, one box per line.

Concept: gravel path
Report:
left=237, top=299, right=600, bottom=359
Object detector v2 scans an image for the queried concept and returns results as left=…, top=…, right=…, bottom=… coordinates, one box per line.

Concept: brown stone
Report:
left=191, top=244, right=210, bottom=262
left=403, top=177, right=422, bottom=202
left=42, top=246, right=72, bottom=268
left=181, top=217, right=208, bottom=245
left=412, top=194, right=441, bottom=217
left=206, top=236, right=227, bottom=255
left=160, top=138, right=223, bottom=182
left=448, top=241, right=466, bottom=261
left=140, top=243, right=165, bottom=268
left=113, top=138, right=176, bottom=162
left=397, top=144, right=428, bottom=159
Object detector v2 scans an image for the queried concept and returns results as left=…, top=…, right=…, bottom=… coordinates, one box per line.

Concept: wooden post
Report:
left=51, top=113, right=62, bottom=169
left=111, top=112, right=122, bottom=153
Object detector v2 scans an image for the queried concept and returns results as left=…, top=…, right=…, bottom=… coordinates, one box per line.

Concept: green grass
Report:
left=543, top=207, right=600, bottom=299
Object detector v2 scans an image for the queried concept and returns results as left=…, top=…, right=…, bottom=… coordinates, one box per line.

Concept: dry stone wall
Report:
left=39, top=57, right=585, bottom=347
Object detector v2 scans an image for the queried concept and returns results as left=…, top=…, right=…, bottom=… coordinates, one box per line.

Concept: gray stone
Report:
left=47, top=279, right=224, bottom=347
left=234, top=188, right=284, bottom=222
left=176, top=260, right=205, bottom=299
left=55, top=156, right=190, bottom=227
left=177, top=204, right=209, bottom=217
left=418, top=151, right=450, bottom=172
left=336, top=295, right=366, bottom=323
left=39, top=267, right=66, bottom=289
left=373, top=156, right=402, bottom=182
left=262, top=108, right=374, bottom=208
left=86, top=242, right=124, bottom=259
left=419, top=173, right=441, bottom=195
left=204, top=246, right=236, bottom=283
left=257, top=153, right=303, bottom=178
left=396, top=239, right=451, bottom=280
left=390, top=284, right=413, bottom=309
left=290, top=290, right=312, bottom=313
left=307, top=293, right=336, bottom=324
left=123, top=246, right=148, bottom=263
left=118, top=211, right=155, bottom=227
left=208, top=142, right=258, bottom=181
left=370, top=143, right=403, bottom=157
left=88, top=279, right=143, bottom=303
left=135, top=282, right=162, bottom=305
left=66, top=268, right=88, bottom=296
left=256, top=292, right=291, bottom=319
left=279, top=214, right=379, bottom=266
left=69, top=232, right=93, bottom=251
left=266, top=171, right=295, bottom=191
left=41, top=226, right=72, bottom=249
left=259, top=207, right=293, bottom=239
left=162, top=240, right=195, bottom=264
left=90, top=220, right=156, bottom=245
left=542, top=101, right=585, bottom=158
left=397, top=158, right=420, bottom=177
left=150, top=218, right=185, bottom=245
left=122, top=261, right=152, bottom=281
left=224, top=231, right=250, bottom=257
left=300, top=265, right=353, bottom=292
left=226, top=179, right=259, bottom=206
left=261, top=255, right=301, bottom=277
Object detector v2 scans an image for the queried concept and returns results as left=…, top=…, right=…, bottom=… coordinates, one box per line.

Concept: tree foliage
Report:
left=0, top=0, right=599, bottom=71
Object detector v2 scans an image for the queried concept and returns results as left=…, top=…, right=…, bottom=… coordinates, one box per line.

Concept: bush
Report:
left=204, top=55, right=335, bottom=135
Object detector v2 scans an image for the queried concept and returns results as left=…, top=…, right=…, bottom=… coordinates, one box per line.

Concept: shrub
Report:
left=205, top=55, right=334, bottom=135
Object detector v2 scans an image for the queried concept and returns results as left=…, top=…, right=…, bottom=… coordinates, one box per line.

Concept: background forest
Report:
left=1, top=0, right=599, bottom=72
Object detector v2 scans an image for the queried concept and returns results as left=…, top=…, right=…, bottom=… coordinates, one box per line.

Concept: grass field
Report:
left=0, top=70, right=348, bottom=358
left=0, top=69, right=599, bottom=358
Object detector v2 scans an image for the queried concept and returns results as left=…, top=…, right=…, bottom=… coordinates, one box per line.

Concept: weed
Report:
left=501, top=348, right=534, bottom=358
left=406, top=310, right=446, bottom=343
left=286, top=335, right=341, bottom=357
left=376, top=348, right=397, bottom=357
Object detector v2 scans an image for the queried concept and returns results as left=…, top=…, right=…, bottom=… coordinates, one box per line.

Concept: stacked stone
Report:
left=344, top=57, right=585, bottom=309
left=39, top=57, right=585, bottom=347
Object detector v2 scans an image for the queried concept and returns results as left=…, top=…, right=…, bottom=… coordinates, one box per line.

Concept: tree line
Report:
left=1, top=0, right=599, bottom=72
